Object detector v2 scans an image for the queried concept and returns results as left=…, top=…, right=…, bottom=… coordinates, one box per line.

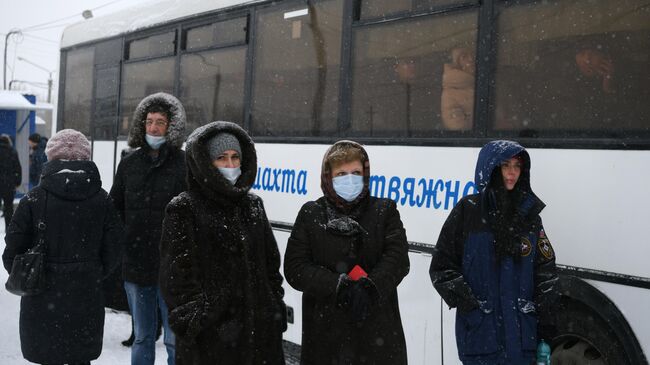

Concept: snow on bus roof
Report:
left=61, top=0, right=262, bottom=48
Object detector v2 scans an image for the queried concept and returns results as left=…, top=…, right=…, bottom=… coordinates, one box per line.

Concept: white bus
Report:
left=57, top=0, right=650, bottom=363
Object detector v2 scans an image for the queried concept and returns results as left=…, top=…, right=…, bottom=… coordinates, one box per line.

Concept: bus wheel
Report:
left=550, top=302, right=629, bottom=365
left=551, top=338, right=606, bottom=365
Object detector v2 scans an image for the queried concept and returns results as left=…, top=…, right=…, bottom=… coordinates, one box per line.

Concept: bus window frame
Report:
left=124, top=29, right=178, bottom=62
left=57, top=0, right=650, bottom=150
left=342, top=2, right=484, bottom=139
left=181, top=13, right=250, bottom=53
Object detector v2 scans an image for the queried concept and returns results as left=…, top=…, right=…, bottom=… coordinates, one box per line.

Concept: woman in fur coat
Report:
left=159, top=121, right=286, bottom=365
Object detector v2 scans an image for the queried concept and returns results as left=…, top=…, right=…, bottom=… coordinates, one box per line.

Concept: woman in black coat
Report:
left=159, top=121, right=286, bottom=365
left=284, top=140, right=410, bottom=365
left=3, top=129, right=123, bottom=365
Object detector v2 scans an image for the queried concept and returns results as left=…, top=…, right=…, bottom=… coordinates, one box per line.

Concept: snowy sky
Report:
left=0, top=0, right=151, bottom=102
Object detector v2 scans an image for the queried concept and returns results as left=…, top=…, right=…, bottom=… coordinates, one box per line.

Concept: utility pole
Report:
left=3, top=29, right=22, bottom=89
left=17, top=56, right=54, bottom=103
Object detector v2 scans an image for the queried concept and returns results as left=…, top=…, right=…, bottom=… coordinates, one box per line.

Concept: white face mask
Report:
left=332, top=174, right=364, bottom=202
left=145, top=134, right=166, bottom=150
left=218, top=167, right=241, bottom=185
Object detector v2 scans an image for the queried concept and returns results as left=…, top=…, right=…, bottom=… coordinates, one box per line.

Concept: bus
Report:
left=57, top=0, right=650, bottom=363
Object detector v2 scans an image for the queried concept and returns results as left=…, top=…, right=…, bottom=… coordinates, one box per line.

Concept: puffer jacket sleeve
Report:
left=101, top=193, right=124, bottom=279
left=429, top=199, right=479, bottom=312
left=367, top=199, right=410, bottom=300
left=284, top=202, right=340, bottom=299
left=533, top=224, right=559, bottom=313
left=2, top=193, right=35, bottom=272
left=159, top=195, right=227, bottom=340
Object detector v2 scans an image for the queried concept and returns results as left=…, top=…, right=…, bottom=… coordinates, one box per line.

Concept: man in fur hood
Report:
left=110, top=92, right=187, bottom=365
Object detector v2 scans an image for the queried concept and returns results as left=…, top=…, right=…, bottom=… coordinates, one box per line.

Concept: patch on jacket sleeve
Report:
left=537, top=229, right=554, bottom=259
left=520, top=237, right=532, bottom=257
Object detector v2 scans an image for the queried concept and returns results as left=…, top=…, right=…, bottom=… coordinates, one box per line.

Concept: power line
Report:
left=22, top=34, right=58, bottom=44
left=20, top=0, right=130, bottom=32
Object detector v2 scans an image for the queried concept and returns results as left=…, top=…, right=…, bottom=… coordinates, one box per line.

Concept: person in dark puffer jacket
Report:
left=160, top=121, right=286, bottom=365
left=3, top=129, right=123, bottom=365
left=110, top=92, right=187, bottom=365
left=429, top=140, right=559, bottom=365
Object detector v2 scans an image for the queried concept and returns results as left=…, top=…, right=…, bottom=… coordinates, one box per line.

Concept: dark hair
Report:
left=145, top=104, right=171, bottom=123
left=28, top=133, right=41, bottom=143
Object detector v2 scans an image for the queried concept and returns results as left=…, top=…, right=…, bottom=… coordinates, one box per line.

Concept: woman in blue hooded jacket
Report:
left=429, top=140, right=558, bottom=365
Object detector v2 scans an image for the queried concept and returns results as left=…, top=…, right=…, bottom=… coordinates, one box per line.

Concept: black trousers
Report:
left=1, top=189, right=14, bottom=228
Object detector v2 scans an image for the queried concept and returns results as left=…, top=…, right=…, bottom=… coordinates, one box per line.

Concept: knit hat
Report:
left=207, top=133, right=241, bottom=161
left=45, top=129, right=91, bottom=161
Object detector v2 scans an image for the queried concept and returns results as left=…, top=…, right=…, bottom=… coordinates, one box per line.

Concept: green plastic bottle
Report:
left=536, top=339, right=551, bottom=365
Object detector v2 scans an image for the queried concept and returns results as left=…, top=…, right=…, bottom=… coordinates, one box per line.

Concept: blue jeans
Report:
left=124, top=281, right=175, bottom=365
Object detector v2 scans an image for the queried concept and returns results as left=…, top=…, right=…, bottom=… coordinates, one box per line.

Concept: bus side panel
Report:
left=274, top=230, right=304, bottom=345
left=586, top=280, right=650, bottom=358
left=93, top=140, right=116, bottom=191
left=397, top=251, right=445, bottom=365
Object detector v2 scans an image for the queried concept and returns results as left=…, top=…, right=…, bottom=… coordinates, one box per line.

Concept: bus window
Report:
left=359, top=0, right=469, bottom=20
left=493, top=0, right=650, bottom=136
left=127, top=31, right=176, bottom=60
left=94, top=38, right=122, bottom=66
left=351, top=10, right=478, bottom=137
left=179, top=46, right=247, bottom=133
left=93, top=66, right=120, bottom=141
left=62, top=46, right=94, bottom=136
left=119, top=58, right=175, bottom=137
left=251, top=0, right=343, bottom=137
left=185, top=17, right=247, bottom=50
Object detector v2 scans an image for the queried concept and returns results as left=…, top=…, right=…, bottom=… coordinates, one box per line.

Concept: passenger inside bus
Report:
left=441, top=47, right=476, bottom=131
left=494, top=32, right=650, bottom=134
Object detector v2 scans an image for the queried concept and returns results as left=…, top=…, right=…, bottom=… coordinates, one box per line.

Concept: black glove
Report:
left=457, top=296, right=480, bottom=314
left=349, top=280, right=372, bottom=322
left=336, top=274, right=353, bottom=308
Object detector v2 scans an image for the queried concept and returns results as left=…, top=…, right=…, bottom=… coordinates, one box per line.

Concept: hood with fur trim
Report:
left=128, top=92, right=186, bottom=149
left=185, top=121, right=257, bottom=205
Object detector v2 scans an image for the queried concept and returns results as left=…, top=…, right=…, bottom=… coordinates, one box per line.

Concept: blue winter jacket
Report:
left=429, top=140, right=558, bottom=364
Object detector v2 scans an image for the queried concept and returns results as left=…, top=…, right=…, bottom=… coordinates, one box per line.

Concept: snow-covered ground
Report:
left=0, top=219, right=169, bottom=364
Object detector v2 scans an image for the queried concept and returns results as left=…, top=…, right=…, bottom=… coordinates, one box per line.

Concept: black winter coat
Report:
left=29, top=138, right=47, bottom=186
left=160, top=121, right=286, bottom=365
left=0, top=139, right=21, bottom=192
left=110, top=92, right=187, bottom=286
left=3, top=160, right=123, bottom=364
left=110, top=144, right=186, bottom=285
left=285, top=196, right=410, bottom=365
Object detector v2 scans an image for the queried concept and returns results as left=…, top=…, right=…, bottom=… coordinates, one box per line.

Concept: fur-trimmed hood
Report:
left=128, top=92, right=186, bottom=149
left=185, top=121, right=257, bottom=205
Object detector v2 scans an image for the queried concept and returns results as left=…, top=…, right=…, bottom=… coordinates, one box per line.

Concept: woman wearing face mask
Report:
left=159, top=121, right=287, bottom=365
left=284, top=140, right=409, bottom=365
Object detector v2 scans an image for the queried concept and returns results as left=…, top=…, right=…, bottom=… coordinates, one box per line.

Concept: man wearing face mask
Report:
left=159, top=121, right=287, bottom=364
left=284, top=140, right=410, bottom=365
left=110, top=92, right=187, bottom=365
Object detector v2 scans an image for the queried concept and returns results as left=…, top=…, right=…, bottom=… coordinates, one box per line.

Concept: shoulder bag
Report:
left=5, top=192, right=48, bottom=296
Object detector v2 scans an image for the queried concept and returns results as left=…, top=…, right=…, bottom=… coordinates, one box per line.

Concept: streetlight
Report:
left=17, top=56, right=54, bottom=103
left=3, top=29, right=22, bottom=90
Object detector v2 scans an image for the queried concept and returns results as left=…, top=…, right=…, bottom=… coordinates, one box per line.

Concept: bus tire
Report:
left=547, top=275, right=648, bottom=365
left=550, top=300, right=626, bottom=365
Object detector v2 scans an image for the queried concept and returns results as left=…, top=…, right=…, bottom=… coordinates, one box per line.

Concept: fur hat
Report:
left=45, top=129, right=91, bottom=161
left=207, top=133, right=241, bottom=161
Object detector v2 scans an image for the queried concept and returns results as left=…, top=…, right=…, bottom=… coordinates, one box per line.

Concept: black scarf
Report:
left=487, top=171, right=528, bottom=260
